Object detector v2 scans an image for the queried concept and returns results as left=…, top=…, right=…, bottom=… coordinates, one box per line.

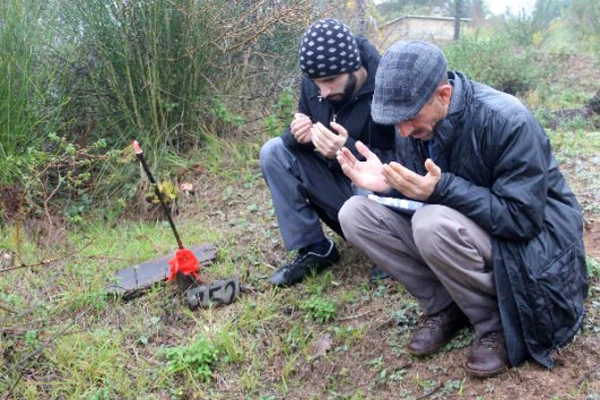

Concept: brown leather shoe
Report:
left=466, top=331, right=509, bottom=378
left=407, top=303, right=470, bottom=357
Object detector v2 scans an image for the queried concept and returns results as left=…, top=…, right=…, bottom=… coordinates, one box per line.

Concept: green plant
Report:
left=84, top=388, right=111, bottom=400
left=210, top=98, right=246, bottom=136
left=588, top=258, right=600, bottom=279
left=163, top=334, right=220, bottom=382
left=0, top=0, right=67, bottom=186
left=444, top=33, right=540, bottom=95
left=264, top=87, right=296, bottom=137
left=300, top=295, right=337, bottom=323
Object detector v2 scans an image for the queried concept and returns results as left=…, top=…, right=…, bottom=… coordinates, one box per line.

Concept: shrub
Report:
left=0, top=0, right=67, bottom=186
left=444, top=33, right=539, bottom=95
left=264, top=87, right=297, bottom=137
left=1, top=0, right=310, bottom=215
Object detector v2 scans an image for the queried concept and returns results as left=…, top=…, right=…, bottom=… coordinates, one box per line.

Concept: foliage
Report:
left=300, top=295, right=337, bottom=323
left=0, top=0, right=308, bottom=215
left=163, top=334, right=221, bottom=382
left=56, top=0, right=305, bottom=153
left=502, top=0, right=568, bottom=46
left=375, top=0, right=481, bottom=19
left=0, top=131, right=110, bottom=226
left=569, top=0, right=600, bottom=63
left=588, top=258, right=600, bottom=280
left=264, top=87, right=297, bottom=137
left=0, top=0, right=67, bottom=186
left=444, top=33, right=540, bottom=95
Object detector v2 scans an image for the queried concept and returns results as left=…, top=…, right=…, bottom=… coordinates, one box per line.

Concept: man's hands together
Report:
left=336, top=141, right=442, bottom=201
left=383, top=159, right=441, bottom=200
left=290, top=113, right=313, bottom=144
left=290, top=113, right=347, bottom=158
left=311, top=121, right=348, bottom=158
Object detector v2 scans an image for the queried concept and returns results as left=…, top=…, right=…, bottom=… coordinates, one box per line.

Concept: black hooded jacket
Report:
left=394, top=71, right=587, bottom=368
left=281, top=37, right=396, bottom=166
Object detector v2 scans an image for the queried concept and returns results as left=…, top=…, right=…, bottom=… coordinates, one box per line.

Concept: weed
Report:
left=264, top=87, right=296, bottom=138
left=162, top=333, right=220, bottom=382
left=333, top=324, right=366, bottom=350
left=84, top=387, right=111, bottom=400
left=300, top=295, right=337, bottom=324
left=393, top=300, right=420, bottom=334
left=588, top=258, right=600, bottom=279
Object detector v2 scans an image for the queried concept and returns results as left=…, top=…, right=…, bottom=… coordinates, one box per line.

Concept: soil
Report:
left=193, top=169, right=600, bottom=400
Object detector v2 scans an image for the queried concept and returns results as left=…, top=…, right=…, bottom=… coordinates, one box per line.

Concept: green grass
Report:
left=2, top=124, right=600, bottom=398
left=0, top=0, right=67, bottom=185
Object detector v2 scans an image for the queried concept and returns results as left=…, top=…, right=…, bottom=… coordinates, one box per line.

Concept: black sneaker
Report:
left=269, top=239, right=339, bottom=287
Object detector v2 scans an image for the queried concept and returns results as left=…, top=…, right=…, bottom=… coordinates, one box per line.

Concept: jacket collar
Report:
left=431, top=71, right=471, bottom=153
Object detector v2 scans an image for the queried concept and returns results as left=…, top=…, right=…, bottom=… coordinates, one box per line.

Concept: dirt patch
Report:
left=585, top=217, right=600, bottom=259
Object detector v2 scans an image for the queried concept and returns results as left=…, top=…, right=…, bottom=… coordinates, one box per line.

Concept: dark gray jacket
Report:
left=281, top=37, right=396, bottom=166
left=397, top=71, right=587, bottom=368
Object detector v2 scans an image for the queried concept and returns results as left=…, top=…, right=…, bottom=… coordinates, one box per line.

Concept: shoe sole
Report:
left=465, top=364, right=507, bottom=378
left=406, top=340, right=448, bottom=357
left=406, top=317, right=470, bottom=357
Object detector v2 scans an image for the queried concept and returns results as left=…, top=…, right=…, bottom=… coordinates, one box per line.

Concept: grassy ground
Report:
left=1, top=57, right=600, bottom=400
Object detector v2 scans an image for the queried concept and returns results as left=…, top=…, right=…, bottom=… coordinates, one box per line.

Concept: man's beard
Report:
left=325, top=72, right=357, bottom=107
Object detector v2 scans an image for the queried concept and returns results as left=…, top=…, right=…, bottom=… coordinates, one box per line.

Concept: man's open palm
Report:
left=336, top=141, right=391, bottom=193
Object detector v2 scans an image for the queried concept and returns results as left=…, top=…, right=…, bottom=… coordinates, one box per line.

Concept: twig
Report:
left=416, top=383, right=442, bottom=399
left=78, top=254, right=137, bottom=263
left=576, top=362, right=600, bottom=386
left=337, top=309, right=378, bottom=322
left=3, top=373, right=24, bottom=400
left=0, top=240, right=94, bottom=274
left=0, top=301, right=18, bottom=314
left=374, top=317, right=395, bottom=331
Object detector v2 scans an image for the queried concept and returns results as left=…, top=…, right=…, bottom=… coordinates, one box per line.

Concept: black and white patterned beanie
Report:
left=299, top=18, right=361, bottom=79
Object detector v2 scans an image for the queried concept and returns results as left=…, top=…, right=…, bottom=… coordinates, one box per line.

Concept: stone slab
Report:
left=106, top=243, right=217, bottom=299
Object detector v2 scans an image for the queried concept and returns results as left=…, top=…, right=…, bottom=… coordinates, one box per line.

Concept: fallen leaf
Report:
left=180, top=182, right=194, bottom=193
left=310, top=334, right=333, bottom=359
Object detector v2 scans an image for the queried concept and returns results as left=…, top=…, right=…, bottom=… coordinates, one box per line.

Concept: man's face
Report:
left=312, top=72, right=357, bottom=106
left=396, top=86, right=452, bottom=142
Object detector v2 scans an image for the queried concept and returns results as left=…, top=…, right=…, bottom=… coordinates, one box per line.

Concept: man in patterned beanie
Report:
left=260, top=18, right=396, bottom=287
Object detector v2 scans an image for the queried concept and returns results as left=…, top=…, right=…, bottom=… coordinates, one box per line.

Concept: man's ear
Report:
left=437, top=84, right=453, bottom=106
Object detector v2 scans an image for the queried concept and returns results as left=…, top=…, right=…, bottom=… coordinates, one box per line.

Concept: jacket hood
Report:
left=429, top=71, right=471, bottom=158
left=354, top=36, right=380, bottom=97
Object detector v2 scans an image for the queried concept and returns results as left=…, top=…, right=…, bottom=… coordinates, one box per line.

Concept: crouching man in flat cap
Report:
left=336, top=40, right=587, bottom=377
left=260, top=18, right=396, bottom=287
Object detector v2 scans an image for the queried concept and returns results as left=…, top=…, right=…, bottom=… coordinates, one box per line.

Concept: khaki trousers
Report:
left=339, top=196, right=502, bottom=336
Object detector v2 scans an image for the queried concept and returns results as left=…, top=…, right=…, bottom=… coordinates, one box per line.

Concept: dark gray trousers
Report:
left=260, top=137, right=354, bottom=251
left=339, top=196, right=502, bottom=336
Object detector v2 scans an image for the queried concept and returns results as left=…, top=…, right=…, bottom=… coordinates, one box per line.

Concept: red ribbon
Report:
left=167, top=249, right=200, bottom=281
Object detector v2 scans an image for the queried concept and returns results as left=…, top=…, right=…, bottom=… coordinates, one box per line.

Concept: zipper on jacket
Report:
left=331, top=95, right=361, bottom=124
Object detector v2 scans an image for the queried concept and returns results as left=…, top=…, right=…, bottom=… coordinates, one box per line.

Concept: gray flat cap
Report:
left=372, top=40, right=447, bottom=125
